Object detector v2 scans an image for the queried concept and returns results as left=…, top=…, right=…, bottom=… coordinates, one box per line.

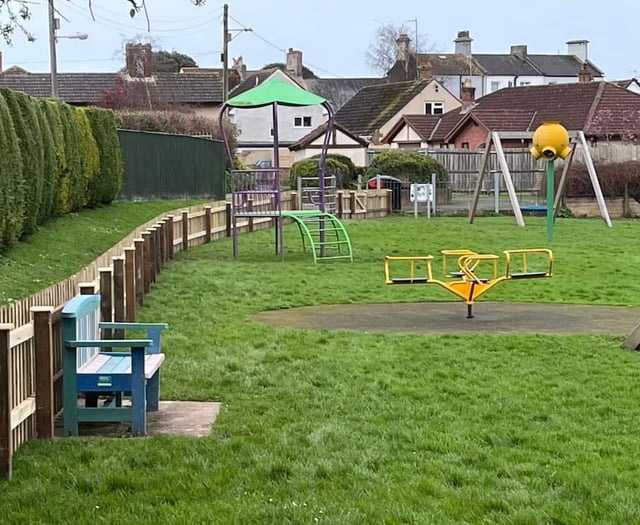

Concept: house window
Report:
left=519, top=81, right=531, bottom=86
left=461, top=142, right=470, bottom=149
left=424, top=101, right=444, bottom=115
left=293, top=116, right=312, bottom=128
left=490, top=81, right=500, bottom=92
left=508, top=81, right=513, bottom=87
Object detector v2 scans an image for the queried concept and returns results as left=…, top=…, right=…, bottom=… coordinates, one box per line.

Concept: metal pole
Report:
left=48, top=0, right=58, bottom=97
left=546, top=160, right=555, bottom=243
left=222, top=3, right=229, bottom=102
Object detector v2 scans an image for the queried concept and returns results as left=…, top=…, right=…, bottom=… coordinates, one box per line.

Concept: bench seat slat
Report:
left=78, top=353, right=165, bottom=380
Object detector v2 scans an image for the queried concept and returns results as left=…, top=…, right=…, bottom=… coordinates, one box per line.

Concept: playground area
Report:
left=254, top=301, right=640, bottom=336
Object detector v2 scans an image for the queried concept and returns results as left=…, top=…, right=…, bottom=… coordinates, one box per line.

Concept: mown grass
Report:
left=3, top=215, right=640, bottom=524
left=0, top=200, right=206, bottom=304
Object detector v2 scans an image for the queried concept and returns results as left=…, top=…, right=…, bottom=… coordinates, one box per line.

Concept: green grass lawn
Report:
left=3, top=215, right=640, bottom=524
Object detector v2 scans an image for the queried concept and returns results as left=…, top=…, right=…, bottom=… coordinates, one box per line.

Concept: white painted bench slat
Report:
left=78, top=353, right=166, bottom=380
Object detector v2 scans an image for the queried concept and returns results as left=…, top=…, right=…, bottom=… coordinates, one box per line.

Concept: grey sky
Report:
left=1, top=0, right=638, bottom=80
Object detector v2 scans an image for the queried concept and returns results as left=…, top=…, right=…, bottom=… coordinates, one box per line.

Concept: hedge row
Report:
left=0, top=89, right=123, bottom=253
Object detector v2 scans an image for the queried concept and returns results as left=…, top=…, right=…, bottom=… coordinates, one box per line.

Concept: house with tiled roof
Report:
left=612, top=78, right=640, bottom=95
left=303, top=77, right=386, bottom=111
left=383, top=80, right=640, bottom=150
left=0, top=44, right=224, bottom=119
left=289, top=78, right=462, bottom=166
left=388, top=30, right=604, bottom=100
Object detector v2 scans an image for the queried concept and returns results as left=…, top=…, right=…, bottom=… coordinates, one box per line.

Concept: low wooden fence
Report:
left=0, top=190, right=391, bottom=479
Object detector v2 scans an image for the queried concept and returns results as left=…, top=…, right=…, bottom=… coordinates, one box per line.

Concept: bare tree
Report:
left=0, top=0, right=206, bottom=44
left=365, top=21, right=434, bottom=75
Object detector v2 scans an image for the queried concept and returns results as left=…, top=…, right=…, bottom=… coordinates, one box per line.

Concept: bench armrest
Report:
left=99, top=322, right=168, bottom=331
left=67, top=339, right=153, bottom=348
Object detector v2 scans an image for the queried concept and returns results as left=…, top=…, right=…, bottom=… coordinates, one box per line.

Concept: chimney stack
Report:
left=566, top=39, right=589, bottom=62
left=286, top=48, right=303, bottom=78
left=461, top=78, right=476, bottom=106
left=579, top=62, right=593, bottom=83
left=125, top=43, right=153, bottom=78
left=510, top=45, right=528, bottom=60
left=396, top=33, right=411, bottom=62
left=232, top=56, right=247, bottom=81
left=454, top=30, right=473, bottom=57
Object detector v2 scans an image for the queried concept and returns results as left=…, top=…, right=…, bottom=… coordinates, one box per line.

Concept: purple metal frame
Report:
left=219, top=100, right=336, bottom=260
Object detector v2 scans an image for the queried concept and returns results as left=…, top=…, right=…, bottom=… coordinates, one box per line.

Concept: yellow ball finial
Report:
left=530, top=121, right=572, bottom=161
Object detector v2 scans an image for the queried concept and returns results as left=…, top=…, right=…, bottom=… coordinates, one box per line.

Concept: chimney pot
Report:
left=579, top=62, right=593, bottom=83
left=461, top=79, right=476, bottom=106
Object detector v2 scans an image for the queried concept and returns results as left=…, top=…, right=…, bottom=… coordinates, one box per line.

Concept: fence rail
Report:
left=0, top=190, right=391, bottom=479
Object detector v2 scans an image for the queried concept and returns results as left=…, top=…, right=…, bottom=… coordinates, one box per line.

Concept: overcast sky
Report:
left=1, top=0, right=638, bottom=80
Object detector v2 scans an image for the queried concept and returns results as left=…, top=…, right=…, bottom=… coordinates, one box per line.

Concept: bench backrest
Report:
left=61, top=294, right=101, bottom=369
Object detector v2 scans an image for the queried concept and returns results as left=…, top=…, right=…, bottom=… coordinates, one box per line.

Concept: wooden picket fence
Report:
left=0, top=190, right=391, bottom=479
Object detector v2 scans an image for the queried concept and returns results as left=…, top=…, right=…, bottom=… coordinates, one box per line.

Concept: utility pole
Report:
left=48, top=0, right=59, bottom=97
left=222, top=3, right=229, bottom=102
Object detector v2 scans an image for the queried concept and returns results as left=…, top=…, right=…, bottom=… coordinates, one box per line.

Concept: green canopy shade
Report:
left=226, top=76, right=326, bottom=108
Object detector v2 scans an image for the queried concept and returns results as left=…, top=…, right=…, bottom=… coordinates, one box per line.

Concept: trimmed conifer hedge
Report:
left=0, top=89, right=123, bottom=253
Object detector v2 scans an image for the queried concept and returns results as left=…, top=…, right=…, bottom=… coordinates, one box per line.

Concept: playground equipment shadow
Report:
left=254, top=302, right=639, bottom=336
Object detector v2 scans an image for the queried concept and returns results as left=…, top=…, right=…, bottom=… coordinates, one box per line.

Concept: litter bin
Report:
left=367, top=175, right=403, bottom=212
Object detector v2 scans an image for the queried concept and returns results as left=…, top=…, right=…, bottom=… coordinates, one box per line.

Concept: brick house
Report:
left=383, top=80, right=640, bottom=149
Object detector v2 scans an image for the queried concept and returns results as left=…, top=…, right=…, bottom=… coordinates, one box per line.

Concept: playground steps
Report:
left=282, top=211, right=353, bottom=263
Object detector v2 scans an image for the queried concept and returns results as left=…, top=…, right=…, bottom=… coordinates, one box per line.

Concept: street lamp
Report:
left=48, top=0, right=88, bottom=97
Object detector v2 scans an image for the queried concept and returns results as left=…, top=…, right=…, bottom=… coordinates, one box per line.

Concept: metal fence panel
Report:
left=117, top=130, right=225, bottom=201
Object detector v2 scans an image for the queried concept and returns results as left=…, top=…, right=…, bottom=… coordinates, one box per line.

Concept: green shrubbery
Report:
left=0, top=89, right=123, bottom=253
left=365, top=150, right=447, bottom=182
left=290, top=153, right=358, bottom=189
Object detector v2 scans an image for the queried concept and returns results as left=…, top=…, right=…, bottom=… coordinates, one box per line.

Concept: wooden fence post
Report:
left=141, top=231, right=152, bottom=294
left=113, top=257, right=125, bottom=338
left=0, top=323, right=13, bottom=479
left=133, top=238, right=145, bottom=306
left=290, top=191, right=298, bottom=211
left=204, top=206, right=212, bottom=243
left=248, top=199, right=254, bottom=232
left=158, top=220, right=167, bottom=265
left=99, top=268, right=113, bottom=339
left=124, top=247, right=136, bottom=322
left=349, top=191, right=356, bottom=219
left=79, top=282, right=96, bottom=295
left=153, top=225, right=162, bottom=278
left=32, top=308, right=54, bottom=439
left=181, top=210, right=189, bottom=251
left=166, top=215, right=175, bottom=260
left=386, top=189, right=393, bottom=215
left=337, top=190, right=344, bottom=219
left=225, top=203, right=232, bottom=238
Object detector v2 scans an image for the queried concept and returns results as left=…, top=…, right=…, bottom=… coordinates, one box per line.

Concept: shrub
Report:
left=85, top=107, right=123, bottom=204
left=563, top=161, right=640, bottom=201
left=75, top=107, right=101, bottom=207
left=59, top=103, right=85, bottom=211
left=290, top=154, right=357, bottom=189
left=1, top=89, right=43, bottom=236
left=0, top=91, right=24, bottom=251
left=33, top=101, right=57, bottom=222
left=365, top=150, right=447, bottom=182
left=41, top=100, right=68, bottom=216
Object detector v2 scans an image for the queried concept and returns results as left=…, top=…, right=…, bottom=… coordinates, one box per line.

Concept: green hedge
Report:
left=85, top=107, right=123, bottom=205
left=365, top=150, right=447, bottom=182
left=0, top=91, right=24, bottom=250
left=0, top=88, right=123, bottom=254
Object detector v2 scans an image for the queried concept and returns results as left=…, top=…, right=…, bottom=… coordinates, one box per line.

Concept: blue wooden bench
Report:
left=61, top=294, right=168, bottom=436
